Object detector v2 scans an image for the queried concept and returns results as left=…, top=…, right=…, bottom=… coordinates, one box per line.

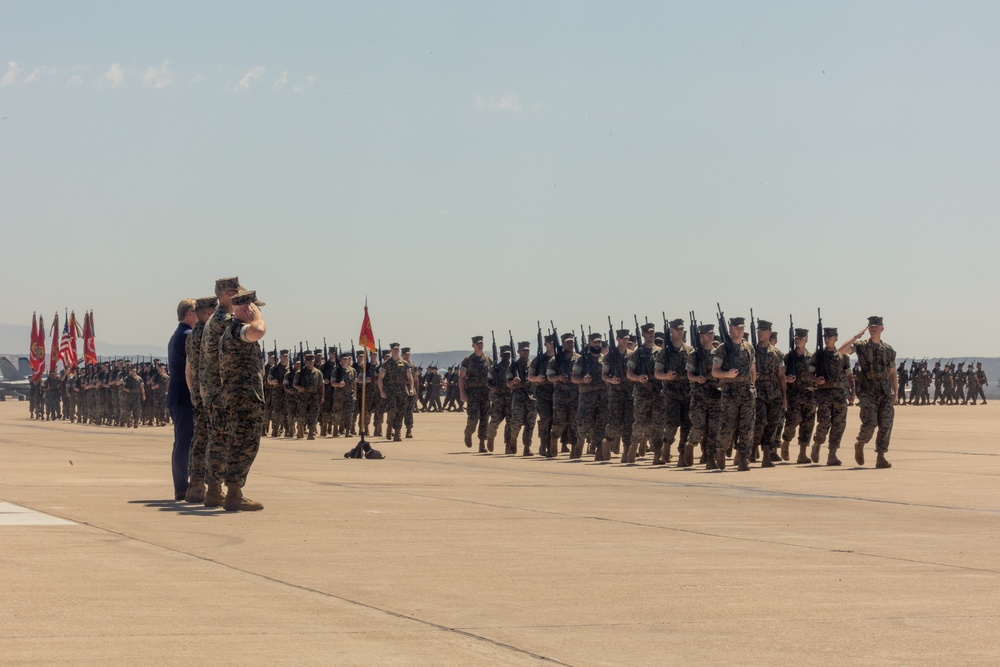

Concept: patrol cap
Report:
left=729, top=317, right=745, bottom=327
left=328, top=346, right=337, bottom=353
left=823, top=327, right=838, bottom=337
left=279, top=349, right=289, bottom=355
left=654, top=332, right=665, bottom=342
left=400, top=347, right=410, bottom=354
left=215, top=276, right=242, bottom=292
left=756, top=319, right=773, bottom=331
left=313, top=349, right=322, bottom=356
left=698, top=323, right=715, bottom=335
left=231, top=290, right=265, bottom=307
left=588, top=332, right=603, bottom=342
left=640, top=323, right=655, bottom=334
left=267, top=350, right=276, bottom=357
left=472, top=335, right=484, bottom=344
left=428, top=365, right=437, bottom=370
left=499, top=345, right=512, bottom=353
left=389, top=342, right=400, bottom=349
left=304, top=353, right=315, bottom=361
left=544, top=334, right=557, bottom=344
left=518, top=341, right=531, bottom=350
left=628, top=334, right=637, bottom=343
left=340, top=352, right=352, bottom=359
left=615, top=328, right=630, bottom=339
left=668, top=318, right=685, bottom=329
left=560, top=333, right=575, bottom=343
left=868, top=316, right=884, bottom=326
left=195, top=296, right=218, bottom=310
left=794, top=328, right=809, bottom=338
left=713, top=335, right=722, bottom=343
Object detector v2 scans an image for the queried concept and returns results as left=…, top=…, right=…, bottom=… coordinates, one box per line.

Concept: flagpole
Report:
left=359, top=353, right=368, bottom=447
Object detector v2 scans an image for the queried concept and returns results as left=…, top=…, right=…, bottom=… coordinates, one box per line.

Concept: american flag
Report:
left=59, top=312, right=74, bottom=369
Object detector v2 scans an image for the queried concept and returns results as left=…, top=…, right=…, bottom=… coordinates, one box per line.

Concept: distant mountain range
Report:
left=0, top=323, right=167, bottom=360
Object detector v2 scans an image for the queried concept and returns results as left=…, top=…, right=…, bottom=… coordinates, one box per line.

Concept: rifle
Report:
left=689, top=310, right=703, bottom=377
left=716, top=303, right=736, bottom=370
left=550, top=320, right=565, bottom=376
left=607, top=315, right=623, bottom=380
left=536, top=321, right=543, bottom=358
left=273, top=341, right=278, bottom=365
left=509, top=330, right=515, bottom=360
left=323, top=337, right=328, bottom=363
left=750, top=308, right=758, bottom=348
left=491, top=330, right=498, bottom=365
left=577, top=325, right=583, bottom=355
left=350, top=339, right=357, bottom=365
left=298, top=342, right=304, bottom=365
left=633, top=314, right=641, bottom=348
left=662, top=311, right=674, bottom=367
left=815, top=308, right=827, bottom=380
left=785, top=315, right=794, bottom=375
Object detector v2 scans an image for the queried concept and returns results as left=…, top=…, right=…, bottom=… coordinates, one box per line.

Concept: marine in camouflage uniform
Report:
left=751, top=320, right=786, bottom=468
left=506, top=341, right=536, bottom=456
left=781, top=328, right=818, bottom=465
left=974, top=363, right=988, bottom=404
left=954, top=363, right=967, bottom=404
left=183, top=296, right=217, bottom=504
left=712, top=317, right=756, bottom=471
left=844, top=316, right=896, bottom=469
left=573, top=332, right=608, bottom=461
left=122, top=366, right=145, bottom=428
left=331, top=353, right=357, bottom=436
left=371, top=351, right=390, bottom=437
left=378, top=343, right=413, bottom=442
left=966, top=365, right=982, bottom=405
left=654, top=319, right=692, bottom=466
left=318, top=350, right=336, bottom=437
left=547, top=333, right=581, bottom=457
left=267, top=351, right=289, bottom=436
left=486, top=345, right=513, bottom=453
left=460, top=336, right=493, bottom=452
left=528, top=336, right=556, bottom=457
left=686, top=324, right=722, bottom=469
left=602, top=329, right=633, bottom=461
left=201, top=276, right=240, bottom=504
left=401, top=348, right=418, bottom=437
left=811, top=327, right=853, bottom=466
left=284, top=358, right=301, bottom=437
left=262, top=352, right=275, bottom=435
left=294, top=353, right=324, bottom=440
left=217, top=290, right=267, bottom=511
left=626, top=323, right=661, bottom=464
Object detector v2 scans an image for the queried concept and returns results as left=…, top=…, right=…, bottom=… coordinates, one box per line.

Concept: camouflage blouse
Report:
left=573, top=351, right=605, bottom=393
left=219, top=319, right=264, bottom=404
left=200, top=307, right=232, bottom=396
left=813, top=350, right=850, bottom=391
left=784, top=349, right=817, bottom=393
left=461, top=353, right=493, bottom=388
left=852, top=340, right=896, bottom=398
left=185, top=321, right=205, bottom=391
left=754, top=344, right=784, bottom=401
left=712, top=340, right=754, bottom=384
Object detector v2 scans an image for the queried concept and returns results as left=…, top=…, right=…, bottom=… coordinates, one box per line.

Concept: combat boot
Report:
left=223, top=484, right=263, bottom=512
left=676, top=447, right=688, bottom=468
left=715, top=449, right=726, bottom=471
left=652, top=444, right=664, bottom=465
left=203, top=483, right=226, bottom=508
left=736, top=451, right=750, bottom=471
left=770, top=449, right=782, bottom=462
left=796, top=444, right=811, bottom=464
left=307, top=433, right=315, bottom=440
left=479, top=439, right=487, bottom=453
left=523, top=445, right=534, bottom=457
left=780, top=441, right=790, bottom=461
left=685, top=446, right=694, bottom=468
left=663, top=444, right=672, bottom=463
left=638, top=442, right=647, bottom=458
left=393, top=432, right=402, bottom=442
left=827, top=449, right=842, bottom=466
left=570, top=442, right=584, bottom=459
left=760, top=448, right=774, bottom=468
left=706, top=452, right=717, bottom=470
left=405, top=428, right=412, bottom=439
left=625, top=442, right=639, bottom=464
left=699, top=451, right=707, bottom=464
left=464, top=429, right=473, bottom=448
left=854, top=442, right=865, bottom=465
left=320, top=424, right=327, bottom=437
left=487, top=436, right=495, bottom=453
left=810, top=442, right=821, bottom=464
left=374, top=425, right=382, bottom=437
left=611, top=438, right=620, bottom=456
left=600, top=440, right=611, bottom=462
left=750, top=445, right=759, bottom=463
left=184, top=478, right=206, bottom=504
left=875, top=452, right=892, bottom=469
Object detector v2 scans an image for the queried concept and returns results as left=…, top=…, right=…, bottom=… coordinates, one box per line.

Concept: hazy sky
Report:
left=3, top=1, right=999, bottom=357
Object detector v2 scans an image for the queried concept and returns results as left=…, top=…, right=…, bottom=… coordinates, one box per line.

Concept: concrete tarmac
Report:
left=2, top=402, right=999, bottom=666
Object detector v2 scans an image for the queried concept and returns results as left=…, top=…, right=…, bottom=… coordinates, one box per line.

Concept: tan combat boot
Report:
left=223, top=484, right=263, bottom=512
left=827, top=448, right=842, bottom=466
left=796, top=444, right=811, bottom=464
left=625, top=442, right=639, bottom=464
left=855, top=442, right=865, bottom=465
left=685, top=446, right=694, bottom=468
left=203, top=483, right=226, bottom=508
left=464, top=429, right=473, bottom=448
left=810, top=442, right=821, bottom=464
left=875, top=452, right=892, bottom=469
left=760, top=448, right=774, bottom=468
left=780, top=441, right=790, bottom=461
left=486, top=436, right=494, bottom=453
left=523, top=444, right=534, bottom=457
left=715, top=449, right=726, bottom=470
left=600, top=440, right=611, bottom=462
left=663, top=444, right=672, bottom=463
left=736, top=451, right=750, bottom=471
left=184, top=478, right=206, bottom=504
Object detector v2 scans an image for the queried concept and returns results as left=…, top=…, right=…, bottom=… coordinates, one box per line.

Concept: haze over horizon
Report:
left=4, top=2, right=999, bottom=357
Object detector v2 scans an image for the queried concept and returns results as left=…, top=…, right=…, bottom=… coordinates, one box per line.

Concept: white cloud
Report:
left=475, top=92, right=521, bottom=112
left=67, top=74, right=83, bottom=88
left=271, top=70, right=288, bottom=92
left=139, top=60, right=174, bottom=88
left=292, top=74, right=317, bottom=94
left=104, top=63, right=124, bottom=87
left=235, top=65, right=265, bottom=92
left=1, top=61, right=21, bottom=87
left=23, top=66, right=57, bottom=84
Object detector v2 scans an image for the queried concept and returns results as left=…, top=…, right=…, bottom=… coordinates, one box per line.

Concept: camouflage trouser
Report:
left=384, top=387, right=407, bottom=435
left=967, top=383, right=982, bottom=404
left=550, top=387, right=578, bottom=448
left=262, top=392, right=273, bottom=434
left=371, top=392, right=386, bottom=432
left=688, top=389, right=721, bottom=456
left=857, top=392, right=893, bottom=453
left=661, top=386, right=691, bottom=453
left=320, top=391, right=335, bottom=433
left=606, top=385, right=633, bottom=450
left=782, top=390, right=816, bottom=445
left=577, top=389, right=608, bottom=457
left=269, top=394, right=286, bottom=436
left=285, top=395, right=299, bottom=435
left=125, top=395, right=141, bottom=425
left=955, top=384, right=966, bottom=402
left=297, top=393, right=321, bottom=437
left=933, top=381, right=943, bottom=403
left=631, top=387, right=662, bottom=449
left=222, top=396, right=264, bottom=488
left=487, top=391, right=512, bottom=444
left=203, top=391, right=230, bottom=484
left=535, top=388, right=554, bottom=455
left=189, top=397, right=210, bottom=482
left=508, top=390, right=536, bottom=450
left=718, top=384, right=755, bottom=455
left=813, top=388, right=848, bottom=449
left=464, top=386, right=490, bottom=441
left=332, top=392, right=355, bottom=434
left=404, top=393, right=416, bottom=429
left=753, top=395, right=783, bottom=450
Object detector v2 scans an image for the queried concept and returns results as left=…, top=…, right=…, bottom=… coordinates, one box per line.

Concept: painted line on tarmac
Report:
left=0, top=501, right=76, bottom=526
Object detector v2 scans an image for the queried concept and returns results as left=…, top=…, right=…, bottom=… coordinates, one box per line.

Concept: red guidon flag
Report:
left=30, top=312, right=45, bottom=379
left=358, top=301, right=376, bottom=353
left=83, top=311, right=98, bottom=365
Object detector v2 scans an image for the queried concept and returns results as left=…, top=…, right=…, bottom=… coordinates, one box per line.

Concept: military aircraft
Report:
left=0, top=356, right=31, bottom=401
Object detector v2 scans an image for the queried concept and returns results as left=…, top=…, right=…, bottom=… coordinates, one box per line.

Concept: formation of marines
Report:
left=458, top=314, right=900, bottom=471
left=27, top=360, right=171, bottom=428
left=895, top=359, right=988, bottom=406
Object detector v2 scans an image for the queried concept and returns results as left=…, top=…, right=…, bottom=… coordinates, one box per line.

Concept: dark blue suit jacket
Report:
left=167, top=322, right=192, bottom=410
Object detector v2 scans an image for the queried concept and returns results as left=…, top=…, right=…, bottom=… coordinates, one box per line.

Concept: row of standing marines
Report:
left=457, top=311, right=899, bottom=471
left=896, top=359, right=988, bottom=405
